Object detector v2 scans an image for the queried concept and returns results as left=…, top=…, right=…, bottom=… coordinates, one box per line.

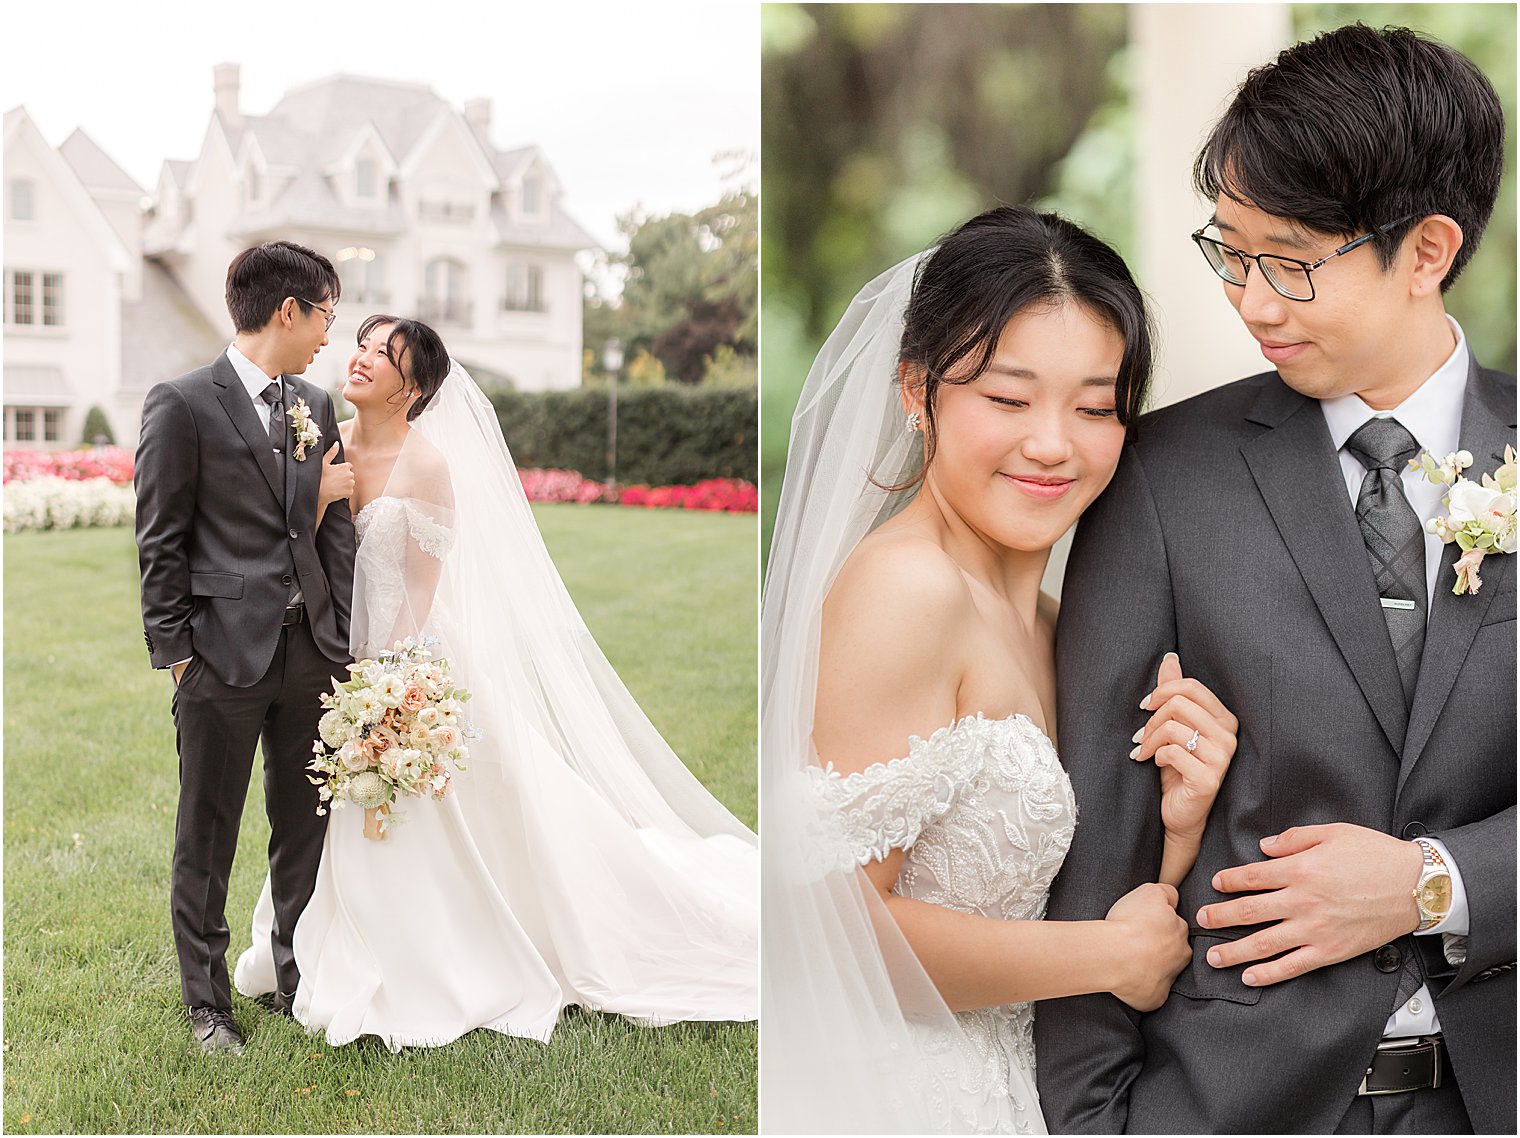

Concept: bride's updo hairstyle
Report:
left=897, top=205, right=1153, bottom=488
left=356, top=314, right=451, bottom=421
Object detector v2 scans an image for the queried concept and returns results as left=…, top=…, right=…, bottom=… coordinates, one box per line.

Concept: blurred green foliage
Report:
left=586, top=190, right=758, bottom=386
left=492, top=386, right=757, bottom=485
left=761, top=3, right=1516, bottom=561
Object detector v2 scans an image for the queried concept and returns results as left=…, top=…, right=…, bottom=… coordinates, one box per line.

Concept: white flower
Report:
left=287, top=398, right=322, bottom=461
left=347, top=770, right=390, bottom=809
left=375, top=675, right=407, bottom=708
left=1445, top=478, right=1512, bottom=527
left=318, top=709, right=347, bottom=748
left=354, top=689, right=385, bottom=724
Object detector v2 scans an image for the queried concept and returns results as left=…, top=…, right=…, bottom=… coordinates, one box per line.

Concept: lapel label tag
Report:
left=1380, top=597, right=1417, bottom=611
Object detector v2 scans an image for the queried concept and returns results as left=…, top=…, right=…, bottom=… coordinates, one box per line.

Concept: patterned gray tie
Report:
left=1343, top=417, right=1426, bottom=708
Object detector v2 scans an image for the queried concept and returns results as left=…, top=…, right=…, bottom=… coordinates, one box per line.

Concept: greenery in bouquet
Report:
left=307, top=636, right=476, bottom=834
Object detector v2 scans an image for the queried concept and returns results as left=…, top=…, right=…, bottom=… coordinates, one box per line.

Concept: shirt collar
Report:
left=1320, top=315, right=1468, bottom=460
left=226, top=342, right=283, bottom=403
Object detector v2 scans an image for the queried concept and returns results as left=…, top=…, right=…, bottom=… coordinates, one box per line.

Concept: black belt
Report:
left=281, top=603, right=306, bottom=627
left=1358, top=1035, right=1450, bottom=1096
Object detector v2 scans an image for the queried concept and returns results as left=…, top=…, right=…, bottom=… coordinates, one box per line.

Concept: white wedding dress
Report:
left=235, top=364, right=757, bottom=1049
left=810, top=713, right=1075, bottom=1134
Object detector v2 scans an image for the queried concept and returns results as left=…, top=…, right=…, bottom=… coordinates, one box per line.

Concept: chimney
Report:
left=464, top=98, right=492, bottom=131
left=213, top=62, right=241, bottom=123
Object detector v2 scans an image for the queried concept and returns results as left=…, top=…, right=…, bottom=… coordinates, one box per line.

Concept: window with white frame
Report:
left=503, top=262, right=545, bottom=312
left=8, top=178, right=35, bottom=221
left=42, top=273, right=64, bottom=326
left=12, top=408, right=36, bottom=442
left=44, top=408, right=62, bottom=442
left=521, top=175, right=542, bottom=216
left=7, top=270, right=35, bottom=325
left=422, top=259, right=470, bottom=325
left=355, top=158, right=379, bottom=201
left=3, top=406, right=63, bottom=444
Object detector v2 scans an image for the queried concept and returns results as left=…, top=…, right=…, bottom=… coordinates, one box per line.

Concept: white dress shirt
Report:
left=1318, top=315, right=1470, bottom=1038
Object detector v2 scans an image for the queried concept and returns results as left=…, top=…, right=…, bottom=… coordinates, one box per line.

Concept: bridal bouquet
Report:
left=307, top=637, right=475, bottom=839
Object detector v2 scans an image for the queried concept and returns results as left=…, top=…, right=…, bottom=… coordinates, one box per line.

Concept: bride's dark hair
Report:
left=356, top=314, right=451, bottom=421
left=897, top=205, right=1154, bottom=488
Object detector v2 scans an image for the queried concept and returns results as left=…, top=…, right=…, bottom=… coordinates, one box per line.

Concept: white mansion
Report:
left=5, top=65, right=598, bottom=449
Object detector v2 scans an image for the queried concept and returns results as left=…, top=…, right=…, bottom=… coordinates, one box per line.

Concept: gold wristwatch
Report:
left=1411, top=838, right=1453, bottom=932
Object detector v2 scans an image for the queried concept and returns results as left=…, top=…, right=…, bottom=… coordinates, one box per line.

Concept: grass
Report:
left=3, top=506, right=758, bottom=1135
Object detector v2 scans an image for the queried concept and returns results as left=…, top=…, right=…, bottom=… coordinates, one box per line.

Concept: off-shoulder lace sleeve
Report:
left=402, top=499, right=453, bottom=560
left=807, top=723, right=984, bottom=867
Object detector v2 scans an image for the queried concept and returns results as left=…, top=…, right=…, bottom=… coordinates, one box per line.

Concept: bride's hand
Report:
left=1131, top=652, right=1237, bottom=846
left=1102, top=882, right=1191, bottom=1011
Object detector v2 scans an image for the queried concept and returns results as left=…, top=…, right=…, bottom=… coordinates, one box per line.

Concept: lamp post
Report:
left=603, top=338, right=624, bottom=491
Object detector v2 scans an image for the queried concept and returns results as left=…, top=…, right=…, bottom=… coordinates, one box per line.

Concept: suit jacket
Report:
left=1036, top=361, right=1516, bottom=1134
left=136, top=351, right=356, bottom=687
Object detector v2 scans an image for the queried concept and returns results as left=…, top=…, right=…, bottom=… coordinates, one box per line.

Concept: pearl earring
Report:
left=905, top=411, right=921, bottom=432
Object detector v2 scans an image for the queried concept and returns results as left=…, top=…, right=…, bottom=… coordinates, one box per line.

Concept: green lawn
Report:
left=3, top=506, right=758, bottom=1135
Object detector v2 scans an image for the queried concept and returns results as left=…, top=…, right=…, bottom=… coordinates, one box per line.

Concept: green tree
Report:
left=80, top=405, right=115, bottom=446
left=588, top=189, right=758, bottom=386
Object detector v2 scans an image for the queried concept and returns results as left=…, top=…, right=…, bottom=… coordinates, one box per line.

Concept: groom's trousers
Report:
left=170, top=618, right=340, bottom=1009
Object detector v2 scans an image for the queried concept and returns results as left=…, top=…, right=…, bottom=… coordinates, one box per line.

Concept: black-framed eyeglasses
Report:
left=293, top=296, right=337, bottom=330
left=1190, top=213, right=1422, bottom=301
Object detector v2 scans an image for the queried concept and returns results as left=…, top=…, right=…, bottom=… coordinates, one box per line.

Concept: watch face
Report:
left=1419, top=875, right=1453, bottom=915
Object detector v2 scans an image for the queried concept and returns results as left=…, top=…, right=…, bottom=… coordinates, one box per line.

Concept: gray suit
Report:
left=136, top=351, right=356, bottom=1008
left=1036, top=363, right=1515, bottom=1134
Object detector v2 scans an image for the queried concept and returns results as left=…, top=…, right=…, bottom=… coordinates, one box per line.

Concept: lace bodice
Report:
left=810, top=714, right=1077, bottom=1133
left=352, top=496, right=454, bottom=657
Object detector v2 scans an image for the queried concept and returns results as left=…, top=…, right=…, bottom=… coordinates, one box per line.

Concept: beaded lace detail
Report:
left=811, top=713, right=1077, bottom=1133
left=355, top=496, right=453, bottom=560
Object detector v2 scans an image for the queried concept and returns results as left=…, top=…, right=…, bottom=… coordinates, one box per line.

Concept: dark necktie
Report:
left=1343, top=417, right=1426, bottom=708
left=259, top=380, right=287, bottom=498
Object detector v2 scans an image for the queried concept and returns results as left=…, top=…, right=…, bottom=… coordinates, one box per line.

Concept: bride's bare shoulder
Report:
left=814, top=532, right=973, bottom=770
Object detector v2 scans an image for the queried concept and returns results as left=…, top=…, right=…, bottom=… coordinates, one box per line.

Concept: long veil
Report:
left=397, top=362, right=756, bottom=1021
left=761, top=256, right=1013, bottom=1130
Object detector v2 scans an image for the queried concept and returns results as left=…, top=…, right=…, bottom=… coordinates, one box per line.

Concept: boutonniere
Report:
left=287, top=398, right=322, bottom=461
left=1411, top=445, right=1517, bottom=595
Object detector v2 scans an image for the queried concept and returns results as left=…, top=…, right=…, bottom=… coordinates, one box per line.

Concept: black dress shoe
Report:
left=189, top=1006, right=245, bottom=1054
left=271, top=990, right=296, bottom=1016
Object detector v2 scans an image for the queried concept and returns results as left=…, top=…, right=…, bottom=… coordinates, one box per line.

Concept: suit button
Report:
left=1403, top=821, right=1428, bottom=839
left=1374, top=944, right=1403, bottom=972
left=289, top=529, right=299, bottom=539
left=281, top=575, right=293, bottom=587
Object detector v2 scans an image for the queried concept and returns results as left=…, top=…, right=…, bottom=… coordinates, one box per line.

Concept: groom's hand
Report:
left=1196, top=822, right=1423, bottom=985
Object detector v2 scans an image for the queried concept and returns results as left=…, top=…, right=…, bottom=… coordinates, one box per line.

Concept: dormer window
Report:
left=7, top=178, right=35, bottom=221
left=521, top=175, right=542, bottom=217
left=355, top=157, right=379, bottom=201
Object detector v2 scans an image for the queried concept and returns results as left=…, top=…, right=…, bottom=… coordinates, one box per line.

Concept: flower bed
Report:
left=4, top=477, right=136, bottom=534
left=2, top=450, right=758, bottom=532
left=3, top=446, right=134, bottom=486
left=518, top=468, right=758, bottom=513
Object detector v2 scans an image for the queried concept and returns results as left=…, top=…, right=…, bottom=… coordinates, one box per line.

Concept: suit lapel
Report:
left=1398, top=362, right=1517, bottom=788
left=212, top=352, right=284, bottom=508
left=1240, top=380, right=1409, bottom=755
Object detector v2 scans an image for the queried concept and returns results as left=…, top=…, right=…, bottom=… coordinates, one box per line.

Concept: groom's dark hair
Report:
left=225, top=240, right=341, bottom=332
left=1195, top=23, right=1504, bottom=292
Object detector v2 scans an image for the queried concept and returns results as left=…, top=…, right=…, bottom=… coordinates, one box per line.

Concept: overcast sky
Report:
left=0, top=0, right=757, bottom=255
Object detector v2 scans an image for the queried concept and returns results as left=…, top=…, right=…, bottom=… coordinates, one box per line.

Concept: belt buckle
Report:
left=1356, top=1035, right=1442, bottom=1096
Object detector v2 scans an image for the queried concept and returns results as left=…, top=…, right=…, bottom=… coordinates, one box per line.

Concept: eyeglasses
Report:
left=1190, top=213, right=1422, bottom=301
left=293, top=296, right=337, bottom=330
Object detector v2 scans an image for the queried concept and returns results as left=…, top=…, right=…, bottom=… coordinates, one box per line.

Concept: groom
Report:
left=1038, top=25, right=1514, bottom=1134
left=136, top=241, right=355, bottom=1053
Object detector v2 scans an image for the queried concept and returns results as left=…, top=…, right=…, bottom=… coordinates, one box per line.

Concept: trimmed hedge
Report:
left=490, top=386, right=757, bottom=485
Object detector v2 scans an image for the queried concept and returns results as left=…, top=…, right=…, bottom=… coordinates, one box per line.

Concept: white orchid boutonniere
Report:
left=287, top=397, right=322, bottom=461
left=1411, top=445, right=1517, bottom=595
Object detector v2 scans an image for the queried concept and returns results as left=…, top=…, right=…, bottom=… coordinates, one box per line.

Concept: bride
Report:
left=762, top=206, right=1239, bottom=1132
left=235, top=314, right=757, bottom=1047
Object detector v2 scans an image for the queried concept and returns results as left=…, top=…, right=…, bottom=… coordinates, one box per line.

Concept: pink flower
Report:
left=1453, top=547, right=1486, bottom=595
left=369, top=724, right=399, bottom=754
left=399, top=684, right=428, bottom=713
left=432, top=725, right=461, bottom=750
